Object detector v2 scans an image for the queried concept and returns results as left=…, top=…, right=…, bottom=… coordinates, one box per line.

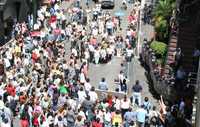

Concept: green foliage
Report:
left=150, top=41, right=167, bottom=57
left=154, top=16, right=169, bottom=42
left=154, top=0, right=175, bottom=20
left=153, top=0, right=175, bottom=42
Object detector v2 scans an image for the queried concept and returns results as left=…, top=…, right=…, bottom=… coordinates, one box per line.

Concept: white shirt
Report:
left=78, top=91, right=86, bottom=102
left=78, top=111, right=86, bottom=120
left=67, top=98, right=77, bottom=110
left=114, top=99, right=121, bottom=110
left=84, top=82, right=91, bottom=91
left=106, top=21, right=113, bottom=29
left=88, top=45, right=95, bottom=52
left=127, top=49, right=133, bottom=57
left=84, top=51, right=90, bottom=60
left=23, top=58, right=29, bottom=66
left=1, top=122, right=11, bottom=127
left=121, top=99, right=130, bottom=109
left=88, top=91, right=98, bottom=102
left=4, top=58, right=10, bottom=68
left=104, top=112, right=112, bottom=122
left=92, top=28, right=98, bottom=36
left=6, top=51, right=12, bottom=60
left=79, top=73, right=86, bottom=84
left=54, top=4, right=60, bottom=11
left=72, top=48, right=78, bottom=57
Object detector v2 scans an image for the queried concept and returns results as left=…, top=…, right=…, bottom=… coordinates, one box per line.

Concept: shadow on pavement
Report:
left=138, top=55, right=160, bottom=100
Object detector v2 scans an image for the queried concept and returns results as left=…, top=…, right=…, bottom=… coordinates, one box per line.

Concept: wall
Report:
left=141, top=44, right=177, bottom=102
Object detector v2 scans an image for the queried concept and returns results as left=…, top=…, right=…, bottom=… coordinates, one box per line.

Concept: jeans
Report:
left=104, top=121, right=112, bottom=127
left=137, top=121, right=145, bottom=127
left=107, top=28, right=113, bottom=35
left=132, top=92, right=141, bottom=106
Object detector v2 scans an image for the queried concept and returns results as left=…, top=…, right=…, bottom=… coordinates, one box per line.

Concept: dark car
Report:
left=101, top=0, right=115, bottom=9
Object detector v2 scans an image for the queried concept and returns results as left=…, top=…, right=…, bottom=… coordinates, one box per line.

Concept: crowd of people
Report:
left=0, top=0, right=176, bottom=127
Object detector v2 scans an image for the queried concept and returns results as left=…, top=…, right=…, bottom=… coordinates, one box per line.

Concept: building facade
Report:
left=0, top=0, right=40, bottom=45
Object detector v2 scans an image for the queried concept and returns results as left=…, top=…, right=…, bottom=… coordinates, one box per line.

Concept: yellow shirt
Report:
left=112, top=114, right=122, bottom=126
left=15, top=46, right=21, bottom=53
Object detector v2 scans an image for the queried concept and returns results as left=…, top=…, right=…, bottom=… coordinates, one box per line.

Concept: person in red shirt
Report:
left=92, top=118, right=103, bottom=127
left=107, top=94, right=113, bottom=108
left=5, top=83, right=16, bottom=97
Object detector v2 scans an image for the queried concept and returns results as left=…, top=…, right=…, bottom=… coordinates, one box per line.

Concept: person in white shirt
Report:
left=104, top=108, right=112, bottom=126
left=121, top=95, right=130, bottom=117
left=92, top=27, right=98, bottom=36
left=4, top=58, right=11, bottom=70
left=78, top=87, right=87, bottom=103
left=84, top=78, right=91, bottom=92
left=126, top=46, right=134, bottom=62
left=54, top=115, right=64, bottom=127
left=100, top=48, right=107, bottom=63
left=88, top=87, right=98, bottom=102
left=72, top=48, right=78, bottom=58
left=79, top=71, right=86, bottom=85
left=0, top=119, right=11, bottom=127
left=107, top=46, right=113, bottom=61
left=106, top=20, right=113, bottom=35
left=114, top=96, right=121, bottom=110
left=94, top=47, right=100, bottom=64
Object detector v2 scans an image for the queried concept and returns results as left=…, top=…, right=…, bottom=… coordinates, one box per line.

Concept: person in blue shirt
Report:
left=136, top=105, right=148, bottom=127
left=132, top=80, right=143, bottom=106
left=142, top=97, right=151, bottom=113
left=98, top=77, right=108, bottom=91
left=124, top=108, right=137, bottom=127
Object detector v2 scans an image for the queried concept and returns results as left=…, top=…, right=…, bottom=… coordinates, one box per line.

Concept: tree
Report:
left=154, top=0, right=175, bottom=20
left=153, top=0, right=175, bottom=42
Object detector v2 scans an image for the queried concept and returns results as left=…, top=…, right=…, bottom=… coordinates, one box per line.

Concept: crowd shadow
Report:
left=138, top=55, right=160, bottom=100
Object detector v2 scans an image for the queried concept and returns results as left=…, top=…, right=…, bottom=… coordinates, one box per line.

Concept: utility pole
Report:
left=195, top=58, right=200, bottom=127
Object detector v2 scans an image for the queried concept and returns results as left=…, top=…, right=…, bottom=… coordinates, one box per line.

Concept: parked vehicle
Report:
left=101, top=0, right=115, bottom=9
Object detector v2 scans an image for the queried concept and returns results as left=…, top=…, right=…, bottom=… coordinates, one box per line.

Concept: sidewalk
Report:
left=132, top=0, right=158, bottom=107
